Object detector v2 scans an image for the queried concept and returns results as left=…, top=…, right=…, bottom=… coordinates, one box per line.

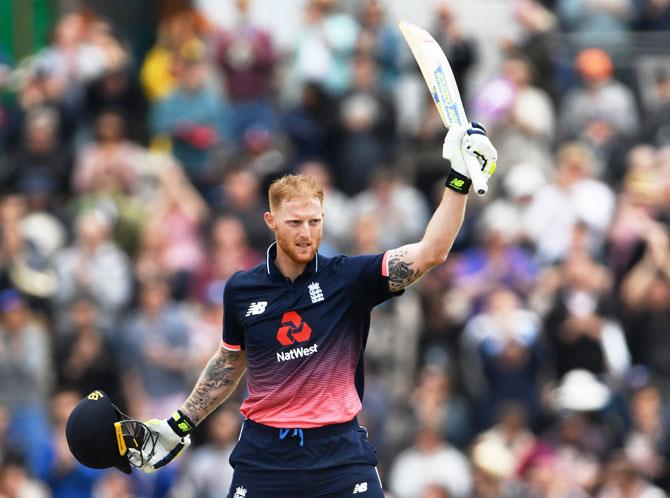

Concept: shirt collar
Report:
left=266, top=242, right=319, bottom=279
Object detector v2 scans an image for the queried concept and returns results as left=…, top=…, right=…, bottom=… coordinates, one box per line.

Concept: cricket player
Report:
left=129, top=123, right=497, bottom=497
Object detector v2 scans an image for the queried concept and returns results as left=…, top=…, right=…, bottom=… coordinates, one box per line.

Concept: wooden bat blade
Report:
left=399, top=20, right=489, bottom=196
left=398, top=20, right=468, bottom=129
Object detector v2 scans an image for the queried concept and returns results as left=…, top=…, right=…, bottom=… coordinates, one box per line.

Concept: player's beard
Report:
left=275, top=231, right=321, bottom=266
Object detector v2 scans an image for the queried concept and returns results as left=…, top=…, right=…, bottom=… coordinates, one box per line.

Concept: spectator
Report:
left=284, top=0, right=359, bottom=103
left=84, top=65, right=148, bottom=144
left=619, top=220, right=670, bottom=397
left=516, top=441, right=590, bottom=498
left=52, top=210, right=133, bottom=332
left=33, top=12, right=107, bottom=113
left=470, top=434, right=525, bottom=498
left=408, top=364, right=473, bottom=450
left=559, top=48, right=639, bottom=141
left=0, top=195, right=57, bottom=304
left=72, top=110, right=146, bottom=194
left=210, top=166, right=272, bottom=253
left=389, top=418, right=472, bottom=498
left=460, top=286, right=544, bottom=426
left=640, top=72, right=670, bottom=147
left=596, top=451, right=668, bottom=498
left=546, top=371, right=618, bottom=491
left=334, top=56, right=397, bottom=195
left=188, top=215, right=261, bottom=305
left=525, top=143, right=616, bottom=263
left=92, top=471, right=139, bottom=498
left=556, top=0, right=634, bottom=53
left=0, top=452, right=51, bottom=498
left=150, top=39, right=231, bottom=192
left=213, top=0, right=277, bottom=142
left=2, top=108, right=72, bottom=202
left=635, top=0, right=670, bottom=30
left=506, top=0, right=560, bottom=103
left=55, top=296, right=125, bottom=407
left=120, top=276, right=192, bottom=420
left=545, top=251, right=630, bottom=379
left=481, top=161, right=548, bottom=250
left=476, top=402, right=537, bottom=470
left=0, top=290, right=53, bottom=477
left=487, top=54, right=556, bottom=174
left=174, top=407, right=241, bottom=498
left=353, top=170, right=429, bottom=249
left=134, top=165, right=208, bottom=294
left=624, top=384, right=670, bottom=488
left=432, top=3, right=477, bottom=103
left=356, top=0, right=401, bottom=90
left=140, top=10, right=210, bottom=102
left=283, top=81, right=336, bottom=167
left=450, top=216, right=538, bottom=314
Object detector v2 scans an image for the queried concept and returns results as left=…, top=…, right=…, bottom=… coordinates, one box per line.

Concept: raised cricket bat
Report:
left=399, top=20, right=489, bottom=195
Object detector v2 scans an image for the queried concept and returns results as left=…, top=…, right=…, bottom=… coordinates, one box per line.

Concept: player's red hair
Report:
left=268, top=174, right=324, bottom=211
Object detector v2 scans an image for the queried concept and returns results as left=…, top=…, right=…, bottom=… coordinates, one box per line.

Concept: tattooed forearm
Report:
left=181, top=348, right=246, bottom=424
left=387, top=248, right=423, bottom=292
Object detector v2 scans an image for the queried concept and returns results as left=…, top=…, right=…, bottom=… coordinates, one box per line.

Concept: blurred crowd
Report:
left=0, top=0, right=670, bottom=497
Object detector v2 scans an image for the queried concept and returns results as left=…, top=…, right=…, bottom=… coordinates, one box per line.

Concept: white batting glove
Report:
left=443, top=121, right=497, bottom=195
left=128, top=413, right=193, bottom=472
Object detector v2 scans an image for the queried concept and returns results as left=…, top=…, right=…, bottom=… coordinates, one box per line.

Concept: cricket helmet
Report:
left=65, top=390, right=158, bottom=474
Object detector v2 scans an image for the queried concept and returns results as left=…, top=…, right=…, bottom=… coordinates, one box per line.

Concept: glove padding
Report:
left=127, top=418, right=191, bottom=473
left=443, top=121, right=497, bottom=195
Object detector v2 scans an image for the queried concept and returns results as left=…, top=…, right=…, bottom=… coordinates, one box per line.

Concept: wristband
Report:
left=167, top=410, right=196, bottom=438
left=445, top=168, right=471, bottom=194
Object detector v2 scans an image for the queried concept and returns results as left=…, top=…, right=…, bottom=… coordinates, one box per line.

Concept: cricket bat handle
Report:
left=470, top=169, right=489, bottom=196
left=462, top=144, right=489, bottom=196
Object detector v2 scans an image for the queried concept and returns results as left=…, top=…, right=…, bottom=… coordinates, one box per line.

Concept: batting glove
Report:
left=128, top=411, right=194, bottom=472
left=443, top=121, right=497, bottom=195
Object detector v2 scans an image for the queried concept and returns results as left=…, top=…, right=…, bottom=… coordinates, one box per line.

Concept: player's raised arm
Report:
left=386, top=122, right=497, bottom=292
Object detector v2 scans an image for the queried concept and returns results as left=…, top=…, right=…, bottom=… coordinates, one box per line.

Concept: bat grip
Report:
left=470, top=170, right=488, bottom=196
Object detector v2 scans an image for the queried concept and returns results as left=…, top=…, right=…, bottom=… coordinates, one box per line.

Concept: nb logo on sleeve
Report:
left=353, top=482, right=368, bottom=494
left=245, top=301, right=267, bottom=316
left=448, top=178, right=465, bottom=190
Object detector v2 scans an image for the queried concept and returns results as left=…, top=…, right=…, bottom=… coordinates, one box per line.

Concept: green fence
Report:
left=0, top=0, right=55, bottom=63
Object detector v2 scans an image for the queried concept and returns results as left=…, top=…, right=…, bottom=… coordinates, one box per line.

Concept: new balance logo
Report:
left=245, top=301, right=267, bottom=317
left=449, top=178, right=465, bottom=189
left=308, top=282, right=324, bottom=303
left=353, top=482, right=368, bottom=494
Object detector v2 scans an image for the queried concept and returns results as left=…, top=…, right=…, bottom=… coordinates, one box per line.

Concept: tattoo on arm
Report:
left=387, top=248, right=422, bottom=292
left=183, top=348, right=245, bottom=424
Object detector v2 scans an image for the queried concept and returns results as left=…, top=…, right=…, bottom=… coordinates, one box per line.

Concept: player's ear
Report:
left=263, top=211, right=275, bottom=231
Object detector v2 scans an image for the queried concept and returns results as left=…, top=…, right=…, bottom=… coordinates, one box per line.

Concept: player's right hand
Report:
left=442, top=124, right=469, bottom=177
left=128, top=412, right=193, bottom=472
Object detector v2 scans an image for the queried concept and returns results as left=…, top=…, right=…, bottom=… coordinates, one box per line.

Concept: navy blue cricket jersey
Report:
left=222, top=243, right=400, bottom=428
